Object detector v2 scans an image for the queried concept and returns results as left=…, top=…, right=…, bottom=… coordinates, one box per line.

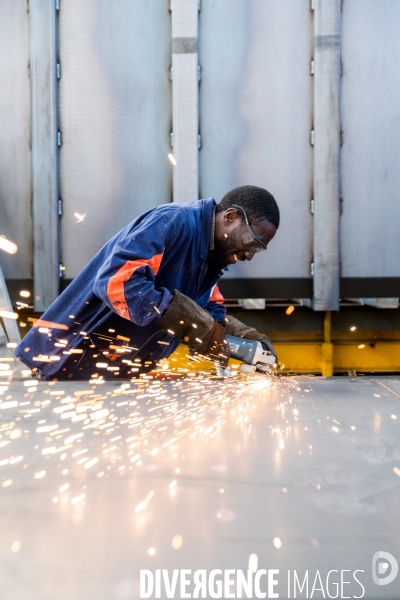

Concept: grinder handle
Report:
left=226, top=335, right=258, bottom=365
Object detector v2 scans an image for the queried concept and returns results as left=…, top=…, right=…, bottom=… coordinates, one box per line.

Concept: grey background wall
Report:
left=0, top=0, right=399, bottom=310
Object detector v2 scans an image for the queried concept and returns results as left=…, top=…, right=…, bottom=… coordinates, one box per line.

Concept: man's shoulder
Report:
left=156, top=198, right=211, bottom=215
left=154, top=198, right=214, bottom=226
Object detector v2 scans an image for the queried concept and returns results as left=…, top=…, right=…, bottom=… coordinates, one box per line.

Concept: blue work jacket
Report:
left=15, top=198, right=227, bottom=379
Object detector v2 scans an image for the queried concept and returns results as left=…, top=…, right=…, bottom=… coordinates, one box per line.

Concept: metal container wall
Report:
left=1, top=1, right=400, bottom=302
left=340, top=0, right=400, bottom=278
left=199, top=0, right=314, bottom=280
left=59, top=0, right=172, bottom=279
left=0, top=0, right=32, bottom=280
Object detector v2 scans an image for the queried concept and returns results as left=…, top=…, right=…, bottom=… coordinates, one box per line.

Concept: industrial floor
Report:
left=0, top=373, right=399, bottom=600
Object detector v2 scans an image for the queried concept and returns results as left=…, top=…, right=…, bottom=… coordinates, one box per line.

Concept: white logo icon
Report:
left=372, top=551, right=398, bottom=585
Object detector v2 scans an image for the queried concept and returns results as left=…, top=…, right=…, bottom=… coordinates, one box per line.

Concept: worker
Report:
left=15, top=185, right=280, bottom=380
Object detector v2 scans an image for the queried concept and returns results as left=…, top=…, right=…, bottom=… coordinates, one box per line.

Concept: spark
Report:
left=11, top=541, right=21, bottom=553
left=273, top=537, right=282, bottom=549
left=286, top=305, right=295, bottom=315
left=0, top=236, right=18, bottom=254
left=168, top=153, right=177, bottom=166
left=74, top=212, right=87, bottom=223
left=135, top=490, right=155, bottom=513
left=71, top=494, right=86, bottom=505
left=84, top=457, right=99, bottom=469
left=172, top=535, right=183, bottom=550
left=42, top=447, right=56, bottom=455
left=0, top=401, right=18, bottom=409
left=0, top=310, right=18, bottom=320
left=248, top=553, right=258, bottom=573
left=32, top=319, right=69, bottom=330
left=36, top=425, right=58, bottom=433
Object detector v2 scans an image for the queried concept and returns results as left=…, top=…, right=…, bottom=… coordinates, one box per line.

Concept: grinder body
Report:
left=226, top=334, right=276, bottom=373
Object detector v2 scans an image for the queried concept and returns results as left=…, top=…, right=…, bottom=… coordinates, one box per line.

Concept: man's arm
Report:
left=224, top=314, right=277, bottom=358
left=209, top=286, right=277, bottom=358
left=93, top=211, right=229, bottom=364
left=93, top=212, right=174, bottom=326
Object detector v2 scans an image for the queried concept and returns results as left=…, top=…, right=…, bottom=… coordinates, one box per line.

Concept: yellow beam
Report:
left=169, top=342, right=400, bottom=376
left=333, top=342, right=400, bottom=372
left=322, top=311, right=333, bottom=376
left=275, top=341, right=400, bottom=374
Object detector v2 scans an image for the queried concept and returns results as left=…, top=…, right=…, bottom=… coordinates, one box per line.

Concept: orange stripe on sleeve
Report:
left=210, top=284, right=225, bottom=305
left=106, top=253, right=163, bottom=319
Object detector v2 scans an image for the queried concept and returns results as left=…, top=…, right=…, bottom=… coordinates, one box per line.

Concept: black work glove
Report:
left=158, top=290, right=230, bottom=366
left=224, top=315, right=277, bottom=360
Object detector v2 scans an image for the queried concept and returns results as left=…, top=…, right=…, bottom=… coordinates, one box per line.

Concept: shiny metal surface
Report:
left=29, top=0, right=60, bottom=311
left=312, top=0, right=341, bottom=311
left=341, top=0, right=400, bottom=277
left=58, top=0, right=172, bottom=279
left=171, top=0, right=199, bottom=203
left=0, top=375, right=399, bottom=599
left=199, top=0, right=314, bottom=279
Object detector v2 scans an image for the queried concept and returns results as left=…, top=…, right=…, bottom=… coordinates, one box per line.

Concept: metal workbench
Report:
left=0, top=375, right=399, bottom=599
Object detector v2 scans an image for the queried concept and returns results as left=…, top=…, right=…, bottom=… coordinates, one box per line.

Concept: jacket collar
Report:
left=199, top=197, right=217, bottom=258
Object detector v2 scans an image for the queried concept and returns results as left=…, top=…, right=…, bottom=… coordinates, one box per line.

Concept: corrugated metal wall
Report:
left=0, top=0, right=399, bottom=307
left=199, top=0, right=314, bottom=281
left=340, top=0, right=400, bottom=279
left=59, top=0, right=172, bottom=279
left=0, top=0, right=32, bottom=280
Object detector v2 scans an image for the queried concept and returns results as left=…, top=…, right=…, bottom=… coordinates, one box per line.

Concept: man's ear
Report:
left=224, top=207, right=238, bottom=225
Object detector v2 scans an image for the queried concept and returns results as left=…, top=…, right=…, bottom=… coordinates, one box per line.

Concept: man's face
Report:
left=211, top=208, right=277, bottom=267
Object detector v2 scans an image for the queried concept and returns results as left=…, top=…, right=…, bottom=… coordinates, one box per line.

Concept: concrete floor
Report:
left=0, top=373, right=399, bottom=599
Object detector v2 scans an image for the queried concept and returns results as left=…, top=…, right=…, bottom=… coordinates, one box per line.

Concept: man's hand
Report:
left=158, top=290, right=230, bottom=365
left=224, top=315, right=277, bottom=360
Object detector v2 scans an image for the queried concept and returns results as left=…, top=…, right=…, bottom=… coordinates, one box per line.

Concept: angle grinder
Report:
left=214, top=334, right=277, bottom=377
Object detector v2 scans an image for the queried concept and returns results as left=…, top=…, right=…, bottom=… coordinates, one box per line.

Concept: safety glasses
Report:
left=231, top=204, right=268, bottom=253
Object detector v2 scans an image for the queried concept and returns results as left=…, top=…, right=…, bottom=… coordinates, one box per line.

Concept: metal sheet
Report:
left=0, top=0, right=32, bottom=281
left=29, top=0, right=60, bottom=311
left=171, top=0, right=199, bottom=203
left=0, top=376, right=400, bottom=599
left=199, top=0, right=314, bottom=279
left=58, top=0, right=172, bottom=279
left=341, top=0, right=400, bottom=277
left=312, top=0, right=341, bottom=311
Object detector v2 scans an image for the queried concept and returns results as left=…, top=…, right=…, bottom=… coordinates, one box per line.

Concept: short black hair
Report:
left=216, top=185, right=280, bottom=229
